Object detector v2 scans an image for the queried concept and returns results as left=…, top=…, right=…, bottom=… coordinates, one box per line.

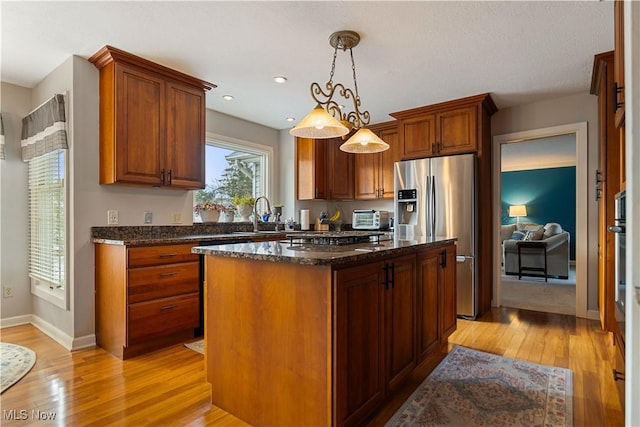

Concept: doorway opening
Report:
left=492, top=122, right=588, bottom=318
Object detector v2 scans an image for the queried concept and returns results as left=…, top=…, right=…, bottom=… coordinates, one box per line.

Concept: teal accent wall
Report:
left=501, top=166, right=576, bottom=260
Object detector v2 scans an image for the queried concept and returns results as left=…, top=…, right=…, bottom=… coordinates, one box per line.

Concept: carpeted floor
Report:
left=501, top=265, right=576, bottom=316
left=385, top=345, right=573, bottom=427
left=184, top=339, right=204, bottom=355
left=1, top=342, right=36, bottom=393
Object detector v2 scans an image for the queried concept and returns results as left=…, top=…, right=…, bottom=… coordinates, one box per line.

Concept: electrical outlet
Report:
left=3, top=286, right=14, bottom=298
left=171, top=212, right=182, bottom=224
left=144, top=211, right=153, bottom=224
left=107, top=210, right=119, bottom=225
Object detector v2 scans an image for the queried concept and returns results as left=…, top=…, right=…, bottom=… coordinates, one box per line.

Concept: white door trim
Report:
left=492, top=122, right=588, bottom=319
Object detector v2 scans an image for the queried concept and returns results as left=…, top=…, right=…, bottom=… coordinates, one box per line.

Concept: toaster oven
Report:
left=352, top=210, right=390, bottom=230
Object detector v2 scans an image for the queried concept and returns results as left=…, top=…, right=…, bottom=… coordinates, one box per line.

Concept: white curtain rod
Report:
left=26, top=91, right=68, bottom=117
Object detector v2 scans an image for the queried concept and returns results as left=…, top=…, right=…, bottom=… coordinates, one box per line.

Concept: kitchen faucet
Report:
left=253, top=196, right=272, bottom=232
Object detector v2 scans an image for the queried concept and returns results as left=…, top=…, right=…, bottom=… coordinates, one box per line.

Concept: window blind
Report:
left=28, top=149, right=66, bottom=289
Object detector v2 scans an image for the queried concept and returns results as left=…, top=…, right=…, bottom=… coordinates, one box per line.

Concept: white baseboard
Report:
left=30, top=315, right=96, bottom=351
left=0, top=314, right=32, bottom=329
left=72, top=334, right=96, bottom=350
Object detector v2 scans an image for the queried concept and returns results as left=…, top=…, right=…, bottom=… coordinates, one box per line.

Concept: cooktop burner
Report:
left=286, top=231, right=384, bottom=246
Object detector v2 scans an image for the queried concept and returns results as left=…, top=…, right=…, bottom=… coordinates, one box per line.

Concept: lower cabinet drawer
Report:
left=128, top=262, right=199, bottom=303
left=128, top=293, right=199, bottom=344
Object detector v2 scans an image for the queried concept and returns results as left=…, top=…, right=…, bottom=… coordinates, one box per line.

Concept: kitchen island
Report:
left=193, top=234, right=457, bottom=427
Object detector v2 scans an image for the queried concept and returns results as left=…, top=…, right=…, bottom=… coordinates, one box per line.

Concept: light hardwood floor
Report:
left=0, top=307, right=624, bottom=426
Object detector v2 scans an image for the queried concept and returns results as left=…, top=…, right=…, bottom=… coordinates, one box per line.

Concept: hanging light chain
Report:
left=328, top=40, right=339, bottom=86
left=349, top=48, right=360, bottom=101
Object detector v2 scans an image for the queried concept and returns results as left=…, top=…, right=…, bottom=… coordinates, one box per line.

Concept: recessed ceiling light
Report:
left=273, top=76, right=288, bottom=84
left=222, top=95, right=234, bottom=101
left=286, top=117, right=295, bottom=122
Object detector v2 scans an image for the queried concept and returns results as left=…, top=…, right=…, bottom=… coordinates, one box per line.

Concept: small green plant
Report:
left=233, top=195, right=255, bottom=206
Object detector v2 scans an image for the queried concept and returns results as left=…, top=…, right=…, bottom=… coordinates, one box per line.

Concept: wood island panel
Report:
left=204, top=256, right=333, bottom=427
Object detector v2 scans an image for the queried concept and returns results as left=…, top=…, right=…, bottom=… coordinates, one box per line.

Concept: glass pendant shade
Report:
left=339, top=128, right=390, bottom=153
left=289, top=105, right=350, bottom=138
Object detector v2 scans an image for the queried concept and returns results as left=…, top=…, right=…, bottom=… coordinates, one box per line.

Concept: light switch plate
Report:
left=144, top=211, right=153, bottom=224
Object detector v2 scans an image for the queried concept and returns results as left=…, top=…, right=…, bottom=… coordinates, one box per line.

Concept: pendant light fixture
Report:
left=289, top=30, right=389, bottom=154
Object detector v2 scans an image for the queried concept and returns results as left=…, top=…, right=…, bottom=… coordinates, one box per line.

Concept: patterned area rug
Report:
left=386, top=346, right=573, bottom=427
left=1, top=342, right=36, bottom=393
left=184, top=339, right=204, bottom=355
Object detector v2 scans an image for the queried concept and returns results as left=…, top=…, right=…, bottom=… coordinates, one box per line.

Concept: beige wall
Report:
left=0, top=83, right=32, bottom=322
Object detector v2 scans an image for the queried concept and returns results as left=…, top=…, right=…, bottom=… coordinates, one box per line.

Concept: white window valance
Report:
left=21, top=94, right=68, bottom=161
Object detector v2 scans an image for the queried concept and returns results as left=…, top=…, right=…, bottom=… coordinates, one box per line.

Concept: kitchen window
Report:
left=194, top=136, right=272, bottom=217
left=28, top=148, right=68, bottom=309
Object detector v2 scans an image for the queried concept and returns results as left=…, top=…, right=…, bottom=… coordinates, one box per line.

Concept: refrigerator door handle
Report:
left=425, top=175, right=432, bottom=238
left=431, top=175, right=436, bottom=236
left=456, top=256, right=467, bottom=263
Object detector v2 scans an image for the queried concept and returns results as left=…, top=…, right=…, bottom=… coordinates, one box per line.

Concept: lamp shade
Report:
left=508, top=205, right=527, bottom=217
left=289, top=105, right=350, bottom=139
left=339, top=128, right=390, bottom=153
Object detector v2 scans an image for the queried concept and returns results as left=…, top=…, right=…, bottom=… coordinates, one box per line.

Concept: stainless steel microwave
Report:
left=352, top=210, right=390, bottom=230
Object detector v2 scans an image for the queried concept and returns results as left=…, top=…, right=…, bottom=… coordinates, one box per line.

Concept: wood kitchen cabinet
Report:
left=89, top=45, right=214, bottom=189
left=390, top=93, right=495, bottom=160
left=296, top=136, right=354, bottom=200
left=416, top=244, right=456, bottom=362
left=335, top=254, right=417, bottom=426
left=613, top=0, right=626, bottom=189
left=354, top=121, right=400, bottom=200
left=95, top=243, right=200, bottom=359
left=591, top=51, right=622, bottom=335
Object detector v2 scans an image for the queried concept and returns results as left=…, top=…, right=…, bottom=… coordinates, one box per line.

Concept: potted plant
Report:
left=233, top=195, right=255, bottom=222
left=222, top=205, right=236, bottom=222
left=193, top=202, right=226, bottom=223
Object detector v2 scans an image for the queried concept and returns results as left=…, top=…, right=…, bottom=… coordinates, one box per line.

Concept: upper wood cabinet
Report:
left=613, top=0, right=626, bottom=189
left=390, top=93, right=497, bottom=160
left=354, top=121, right=400, bottom=200
left=296, top=136, right=354, bottom=200
left=89, top=45, right=215, bottom=189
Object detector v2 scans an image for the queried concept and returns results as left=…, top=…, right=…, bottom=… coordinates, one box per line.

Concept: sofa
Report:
left=501, top=222, right=570, bottom=279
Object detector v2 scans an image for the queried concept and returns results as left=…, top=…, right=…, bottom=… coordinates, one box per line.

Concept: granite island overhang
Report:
left=193, top=236, right=458, bottom=427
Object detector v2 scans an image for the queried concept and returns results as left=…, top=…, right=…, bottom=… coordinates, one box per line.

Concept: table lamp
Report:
left=509, top=205, right=527, bottom=223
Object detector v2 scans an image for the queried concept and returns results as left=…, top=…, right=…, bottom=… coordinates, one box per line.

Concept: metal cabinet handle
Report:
left=161, top=168, right=166, bottom=185
left=160, top=304, right=178, bottom=311
left=158, top=253, right=178, bottom=258
left=159, top=272, right=178, bottom=278
left=383, top=264, right=389, bottom=290
left=167, top=169, right=172, bottom=185
left=613, top=82, right=624, bottom=113
left=440, top=250, right=447, bottom=268
left=612, top=369, right=625, bottom=382
left=389, top=263, right=395, bottom=288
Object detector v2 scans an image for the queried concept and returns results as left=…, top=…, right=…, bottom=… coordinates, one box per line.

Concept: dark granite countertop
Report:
left=90, top=224, right=302, bottom=246
left=192, top=235, right=456, bottom=266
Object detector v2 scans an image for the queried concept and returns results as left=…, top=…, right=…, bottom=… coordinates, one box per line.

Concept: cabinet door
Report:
left=379, top=128, right=400, bottom=199
left=354, top=152, right=379, bottom=200
left=440, top=246, right=457, bottom=341
left=416, top=249, right=440, bottom=361
left=115, top=64, right=165, bottom=186
left=334, top=263, right=385, bottom=427
left=385, top=255, right=416, bottom=391
left=327, top=137, right=354, bottom=200
left=165, top=81, right=206, bottom=189
left=401, top=114, right=436, bottom=159
left=436, top=106, right=477, bottom=155
left=296, top=138, right=327, bottom=200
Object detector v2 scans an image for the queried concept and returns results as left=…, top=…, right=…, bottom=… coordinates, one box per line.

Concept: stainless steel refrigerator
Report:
left=394, top=154, right=477, bottom=318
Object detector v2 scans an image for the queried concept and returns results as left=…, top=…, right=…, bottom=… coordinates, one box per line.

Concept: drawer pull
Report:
left=158, top=253, right=178, bottom=258
left=159, top=272, right=178, bottom=278
left=160, top=304, right=178, bottom=311
left=612, top=369, right=625, bottom=382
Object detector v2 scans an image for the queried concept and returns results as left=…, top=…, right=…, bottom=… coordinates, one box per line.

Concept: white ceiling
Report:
left=1, top=1, right=613, bottom=131
left=501, top=134, right=576, bottom=172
